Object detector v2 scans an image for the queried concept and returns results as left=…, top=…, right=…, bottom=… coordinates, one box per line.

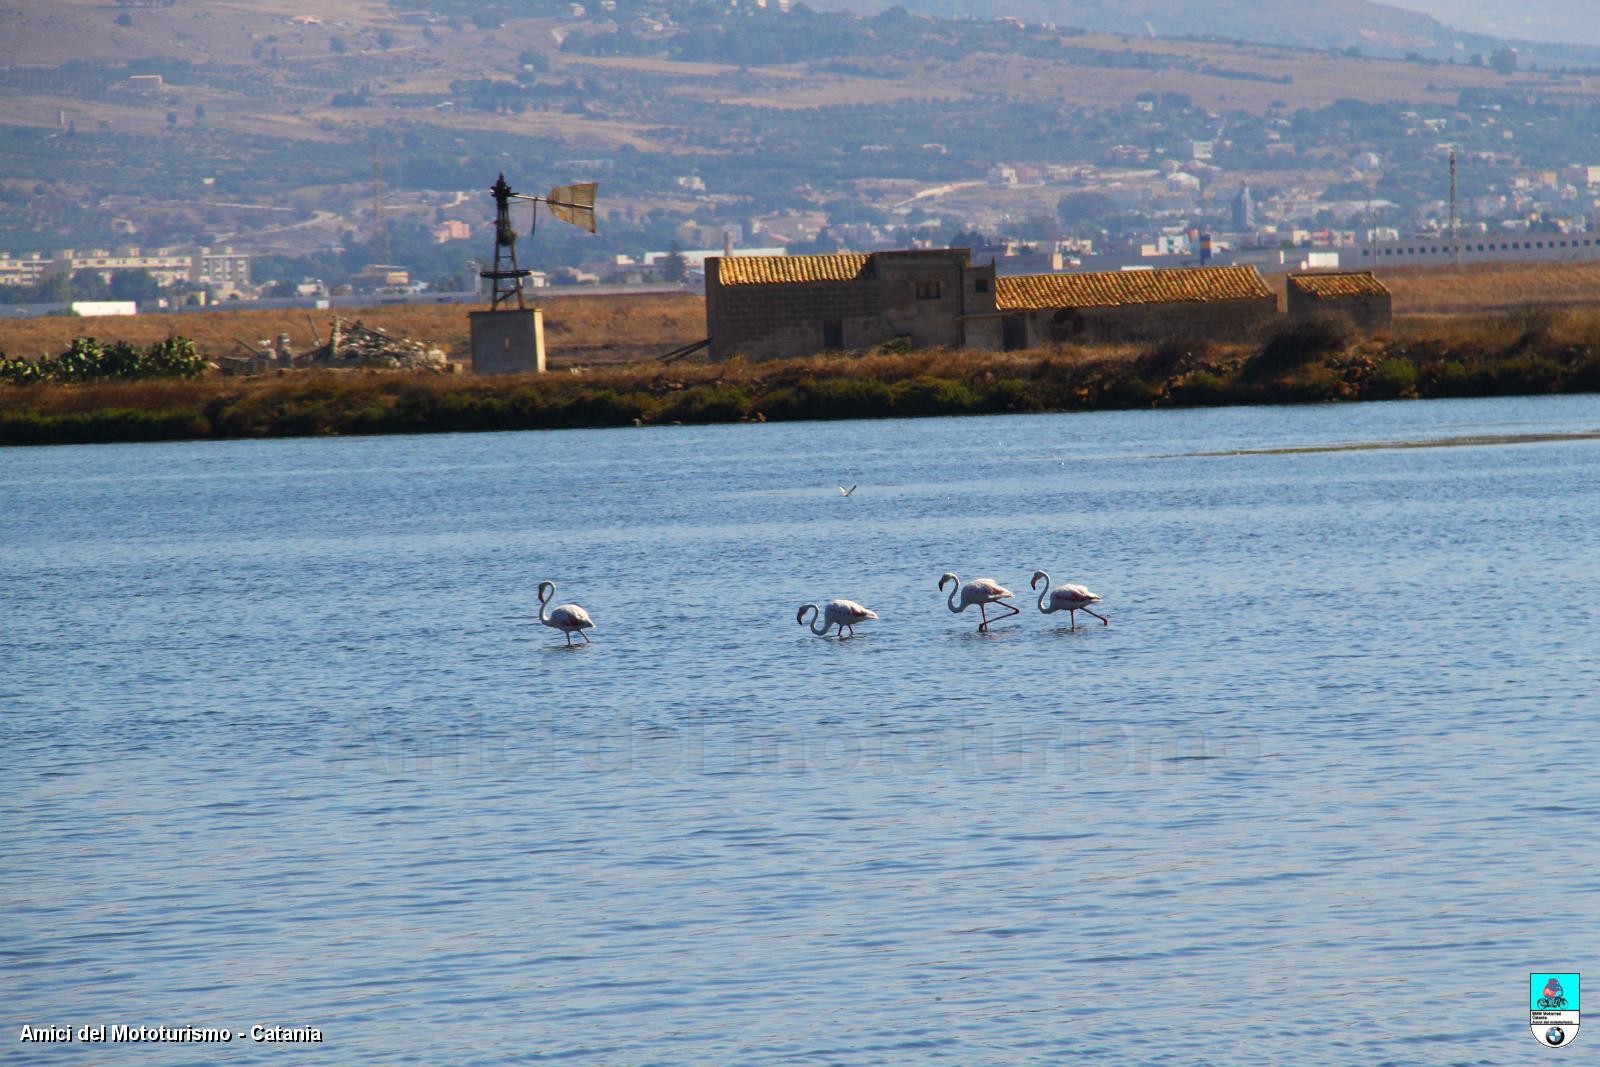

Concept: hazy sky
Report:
left=1387, top=0, right=1600, bottom=45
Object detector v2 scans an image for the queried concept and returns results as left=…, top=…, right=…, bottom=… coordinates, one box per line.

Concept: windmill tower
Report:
left=468, top=173, right=597, bottom=374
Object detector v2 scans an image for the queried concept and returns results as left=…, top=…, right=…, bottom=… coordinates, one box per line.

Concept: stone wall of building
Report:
left=1286, top=288, right=1393, bottom=334
left=706, top=250, right=994, bottom=361
left=1021, top=296, right=1279, bottom=346
left=707, top=275, right=881, bottom=361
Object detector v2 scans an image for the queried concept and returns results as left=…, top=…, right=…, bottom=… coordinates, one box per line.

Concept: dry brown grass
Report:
left=0, top=293, right=706, bottom=367
left=1379, top=260, right=1600, bottom=315
left=1271, top=259, right=1600, bottom=320
left=1394, top=305, right=1600, bottom=348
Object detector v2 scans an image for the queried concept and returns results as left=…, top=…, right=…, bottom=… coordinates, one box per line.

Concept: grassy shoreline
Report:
left=5, top=310, right=1600, bottom=446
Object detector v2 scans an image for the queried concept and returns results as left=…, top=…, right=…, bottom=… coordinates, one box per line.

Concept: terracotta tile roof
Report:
left=995, top=265, right=1272, bottom=310
left=1287, top=271, right=1390, bottom=299
left=715, top=253, right=870, bottom=286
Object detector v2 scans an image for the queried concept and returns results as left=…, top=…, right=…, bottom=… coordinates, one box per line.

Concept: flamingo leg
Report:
left=564, top=631, right=574, bottom=646
left=579, top=629, right=591, bottom=643
left=994, top=601, right=1020, bottom=621
left=1085, top=608, right=1109, bottom=626
left=978, top=603, right=989, bottom=632
left=1068, top=609, right=1077, bottom=629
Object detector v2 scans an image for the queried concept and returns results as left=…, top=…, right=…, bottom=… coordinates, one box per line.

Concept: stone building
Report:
left=704, top=249, right=996, bottom=361
left=1286, top=271, right=1392, bottom=334
left=987, top=265, right=1278, bottom=346
left=705, top=251, right=1280, bottom=358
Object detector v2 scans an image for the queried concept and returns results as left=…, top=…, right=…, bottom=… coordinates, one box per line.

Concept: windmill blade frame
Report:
left=546, top=181, right=598, bottom=233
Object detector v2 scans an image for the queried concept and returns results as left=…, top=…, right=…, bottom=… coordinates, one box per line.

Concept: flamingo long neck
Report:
left=538, top=584, right=553, bottom=625
left=946, top=578, right=962, bottom=614
left=1035, top=573, right=1053, bottom=613
left=807, top=606, right=830, bottom=636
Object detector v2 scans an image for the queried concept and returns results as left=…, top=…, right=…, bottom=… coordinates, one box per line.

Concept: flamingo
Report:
left=1031, top=570, right=1108, bottom=628
left=939, top=572, right=1020, bottom=632
left=797, top=599, right=878, bottom=638
left=536, top=580, right=595, bottom=645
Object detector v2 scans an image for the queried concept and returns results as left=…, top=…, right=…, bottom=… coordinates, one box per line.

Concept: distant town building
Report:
left=1356, top=233, right=1600, bottom=267
left=1232, top=183, right=1257, bottom=232
left=1562, top=164, right=1600, bottom=188
left=0, top=253, right=50, bottom=287
left=1286, top=271, right=1392, bottom=334
left=194, top=248, right=251, bottom=290
left=350, top=264, right=411, bottom=290
left=38, top=246, right=252, bottom=292
left=49, top=247, right=194, bottom=287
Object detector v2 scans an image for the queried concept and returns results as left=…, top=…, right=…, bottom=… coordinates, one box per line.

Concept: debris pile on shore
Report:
left=224, top=318, right=447, bottom=374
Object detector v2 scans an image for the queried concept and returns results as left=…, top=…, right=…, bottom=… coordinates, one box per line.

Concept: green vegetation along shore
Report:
left=4, top=311, right=1600, bottom=447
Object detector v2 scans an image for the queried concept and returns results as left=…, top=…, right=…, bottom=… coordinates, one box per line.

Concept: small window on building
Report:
left=823, top=320, right=843, bottom=349
left=914, top=280, right=942, bottom=300
left=974, top=277, right=989, bottom=292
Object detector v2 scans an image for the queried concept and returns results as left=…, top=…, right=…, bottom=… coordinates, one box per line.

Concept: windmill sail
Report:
left=546, top=182, right=598, bottom=233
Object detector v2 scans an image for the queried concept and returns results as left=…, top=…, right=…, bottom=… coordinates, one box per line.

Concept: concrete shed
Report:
left=1286, top=271, right=1392, bottom=334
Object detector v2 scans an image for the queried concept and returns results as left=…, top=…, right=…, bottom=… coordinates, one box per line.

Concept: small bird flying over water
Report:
left=939, top=573, right=1020, bottom=632
left=1031, top=570, right=1108, bottom=628
left=797, top=598, right=877, bottom=638
left=536, top=581, right=595, bottom=646
left=838, top=485, right=857, bottom=496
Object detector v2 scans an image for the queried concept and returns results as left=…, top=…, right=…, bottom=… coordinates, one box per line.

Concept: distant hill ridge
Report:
left=827, top=0, right=1600, bottom=65
left=1403, top=0, right=1600, bottom=49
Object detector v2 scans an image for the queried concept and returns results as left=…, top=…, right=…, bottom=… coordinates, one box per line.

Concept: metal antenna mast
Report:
left=373, top=149, right=391, bottom=265
left=1449, top=148, right=1460, bottom=265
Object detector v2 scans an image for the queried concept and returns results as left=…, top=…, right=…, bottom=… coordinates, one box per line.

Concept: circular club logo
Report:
left=1531, top=973, right=1580, bottom=1047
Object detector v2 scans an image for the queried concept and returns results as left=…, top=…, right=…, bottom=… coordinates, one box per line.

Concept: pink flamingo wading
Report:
left=537, top=581, right=595, bottom=645
left=797, top=599, right=878, bottom=638
left=939, top=572, right=1020, bottom=632
left=1031, top=570, right=1108, bottom=628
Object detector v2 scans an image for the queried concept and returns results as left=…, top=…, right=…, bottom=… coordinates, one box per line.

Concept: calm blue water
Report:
left=4, top=395, right=1600, bottom=1064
